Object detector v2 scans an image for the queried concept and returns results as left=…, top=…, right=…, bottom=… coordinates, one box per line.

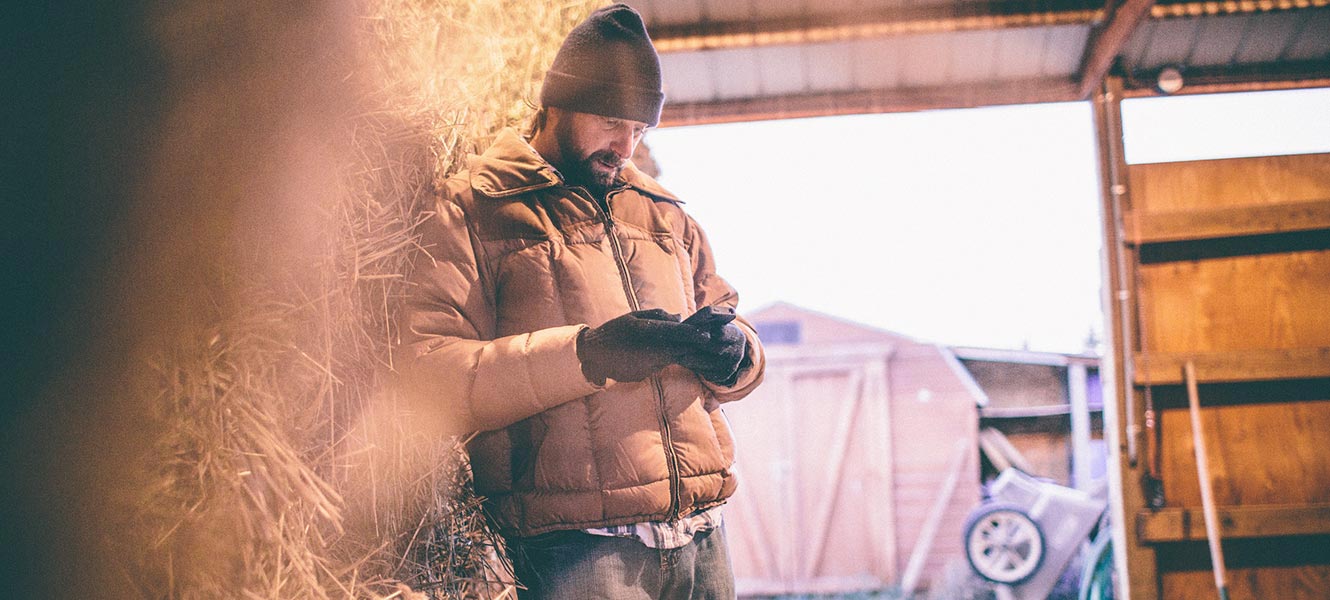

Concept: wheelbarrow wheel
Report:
left=963, top=502, right=1046, bottom=585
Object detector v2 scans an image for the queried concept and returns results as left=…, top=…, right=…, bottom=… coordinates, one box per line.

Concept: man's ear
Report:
left=529, top=107, right=562, bottom=160
left=543, top=106, right=566, bottom=127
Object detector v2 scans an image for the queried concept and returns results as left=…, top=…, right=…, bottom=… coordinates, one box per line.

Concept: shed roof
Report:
left=625, top=0, right=1330, bottom=125
left=748, top=301, right=919, bottom=346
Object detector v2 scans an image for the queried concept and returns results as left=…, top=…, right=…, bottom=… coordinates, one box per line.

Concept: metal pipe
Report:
left=1094, top=77, right=1140, bottom=468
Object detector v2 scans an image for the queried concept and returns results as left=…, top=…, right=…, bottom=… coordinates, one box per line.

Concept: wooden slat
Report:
left=1138, top=504, right=1330, bottom=542
left=1159, top=399, right=1330, bottom=508
left=1138, top=250, right=1330, bottom=353
left=1132, top=348, right=1330, bottom=384
left=1127, top=153, right=1330, bottom=214
left=1125, top=199, right=1330, bottom=244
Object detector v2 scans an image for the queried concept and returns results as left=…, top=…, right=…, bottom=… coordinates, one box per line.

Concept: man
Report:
left=398, top=4, right=765, bottom=599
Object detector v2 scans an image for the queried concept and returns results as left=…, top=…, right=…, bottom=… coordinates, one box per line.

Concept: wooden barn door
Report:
left=1096, top=79, right=1330, bottom=600
left=721, top=346, right=898, bottom=596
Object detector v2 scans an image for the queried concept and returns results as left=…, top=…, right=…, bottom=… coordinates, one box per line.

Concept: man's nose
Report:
left=608, top=131, right=634, bottom=160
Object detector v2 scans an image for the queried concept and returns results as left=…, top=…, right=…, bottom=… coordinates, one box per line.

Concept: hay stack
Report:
left=119, top=1, right=605, bottom=598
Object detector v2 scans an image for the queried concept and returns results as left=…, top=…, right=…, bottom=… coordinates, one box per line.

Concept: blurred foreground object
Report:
left=7, top=1, right=602, bottom=598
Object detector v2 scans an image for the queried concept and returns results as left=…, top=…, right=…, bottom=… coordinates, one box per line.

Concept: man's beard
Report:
left=554, top=124, right=622, bottom=198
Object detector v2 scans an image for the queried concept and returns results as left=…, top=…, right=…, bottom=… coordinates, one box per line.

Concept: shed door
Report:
left=722, top=349, right=896, bottom=596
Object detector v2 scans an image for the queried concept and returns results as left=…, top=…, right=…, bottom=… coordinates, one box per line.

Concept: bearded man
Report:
left=398, top=5, right=765, bottom=598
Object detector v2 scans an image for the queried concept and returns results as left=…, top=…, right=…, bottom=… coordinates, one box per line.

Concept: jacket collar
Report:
left=469, top=129, right=680, bottom=203
left=469, top=129, right=562, bottom=198
left=618, top=160, right=682, bottom=203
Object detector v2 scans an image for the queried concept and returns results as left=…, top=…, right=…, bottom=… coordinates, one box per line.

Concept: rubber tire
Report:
left=963, top=502, right=1046, bottom=585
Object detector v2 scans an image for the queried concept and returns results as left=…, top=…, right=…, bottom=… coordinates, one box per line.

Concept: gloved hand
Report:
left=577, top=309, right=709, bottom=385
left=677, top=322, right=747, bottom=386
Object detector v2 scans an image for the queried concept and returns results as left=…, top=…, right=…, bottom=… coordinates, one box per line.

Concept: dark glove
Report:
left=577, top=309, right=709, bottom=385
left=678, top=322, right=747, bottom=386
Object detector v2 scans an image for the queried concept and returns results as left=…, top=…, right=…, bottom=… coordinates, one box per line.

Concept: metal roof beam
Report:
left=649, top=2, right=1104, bottom=53
left=1120, top=58, right=1330, bottom=96
left=1150, top=0, right=1330, bottom=19
left=1073, top=0, right=1326, bottom=96
left=659, top=77, right=1081, bottom=127
left=651, top=0, right=1329, bottom=122
left=1077, top=0, right=1158, bottom=98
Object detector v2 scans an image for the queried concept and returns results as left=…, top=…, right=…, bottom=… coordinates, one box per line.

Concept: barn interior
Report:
left=8, top=0, right=1328, bottom=598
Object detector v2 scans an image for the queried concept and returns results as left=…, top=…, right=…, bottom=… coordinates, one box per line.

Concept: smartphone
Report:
left=683, top=305, right=736, bottom=328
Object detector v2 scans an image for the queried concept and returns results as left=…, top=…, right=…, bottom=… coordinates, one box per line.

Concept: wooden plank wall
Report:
left=888, top=343, right=981, bottom=585
left=1123, top=152, right=1330, bottom=599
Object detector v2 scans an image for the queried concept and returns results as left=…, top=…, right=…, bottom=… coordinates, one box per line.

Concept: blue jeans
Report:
left=508, top=526, right=736, bottom=600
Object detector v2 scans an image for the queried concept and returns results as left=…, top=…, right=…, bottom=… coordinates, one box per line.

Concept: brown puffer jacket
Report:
left=398, top=129, right=765, bottom=537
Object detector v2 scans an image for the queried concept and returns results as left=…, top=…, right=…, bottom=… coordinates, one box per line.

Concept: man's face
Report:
left=551, top=110, right=648, bottom=196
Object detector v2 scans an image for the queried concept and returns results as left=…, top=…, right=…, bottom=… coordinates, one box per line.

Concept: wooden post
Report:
left=1092, top=75, right=1158, bottom=600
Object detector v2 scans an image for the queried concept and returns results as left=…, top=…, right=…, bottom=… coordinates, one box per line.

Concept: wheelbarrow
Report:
left=962, top=468, right=1109, bottom=600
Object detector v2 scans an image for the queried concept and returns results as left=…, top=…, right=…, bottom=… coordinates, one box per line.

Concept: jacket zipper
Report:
left=598, top=189, right=683, bottom=521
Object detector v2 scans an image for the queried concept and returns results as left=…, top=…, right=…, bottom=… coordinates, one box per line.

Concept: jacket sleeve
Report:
left=683, top=214, right=766, bottom=402
left=396, top=192, right=602, bottom=435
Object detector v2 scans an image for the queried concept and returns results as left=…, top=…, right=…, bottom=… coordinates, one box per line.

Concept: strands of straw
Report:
left=125, top=1, right=603, bottom=598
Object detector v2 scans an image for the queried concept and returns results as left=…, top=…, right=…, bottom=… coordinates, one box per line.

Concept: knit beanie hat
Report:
left=540, top=4, right=664, bottom=127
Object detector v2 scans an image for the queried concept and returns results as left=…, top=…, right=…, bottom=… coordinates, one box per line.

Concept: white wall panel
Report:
left=660, top=51, right=717, bottom=103
left=805, top=41, right=856, bottom=92
left=755, top=44, right=811, bottom=96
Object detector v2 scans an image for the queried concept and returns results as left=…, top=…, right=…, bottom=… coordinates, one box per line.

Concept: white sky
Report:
left=646, top=87, right=1330, bottom=353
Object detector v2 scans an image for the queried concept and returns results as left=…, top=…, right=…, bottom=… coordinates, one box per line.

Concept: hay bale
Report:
left=120, top=1, right=604, bottom=597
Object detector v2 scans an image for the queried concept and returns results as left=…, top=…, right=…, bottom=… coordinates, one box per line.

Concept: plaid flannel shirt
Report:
left=582, top=505, right=723, bottom=549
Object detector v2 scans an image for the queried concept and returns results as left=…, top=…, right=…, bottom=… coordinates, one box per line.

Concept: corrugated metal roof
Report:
left=625, top=0, right=1330, bottom=125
